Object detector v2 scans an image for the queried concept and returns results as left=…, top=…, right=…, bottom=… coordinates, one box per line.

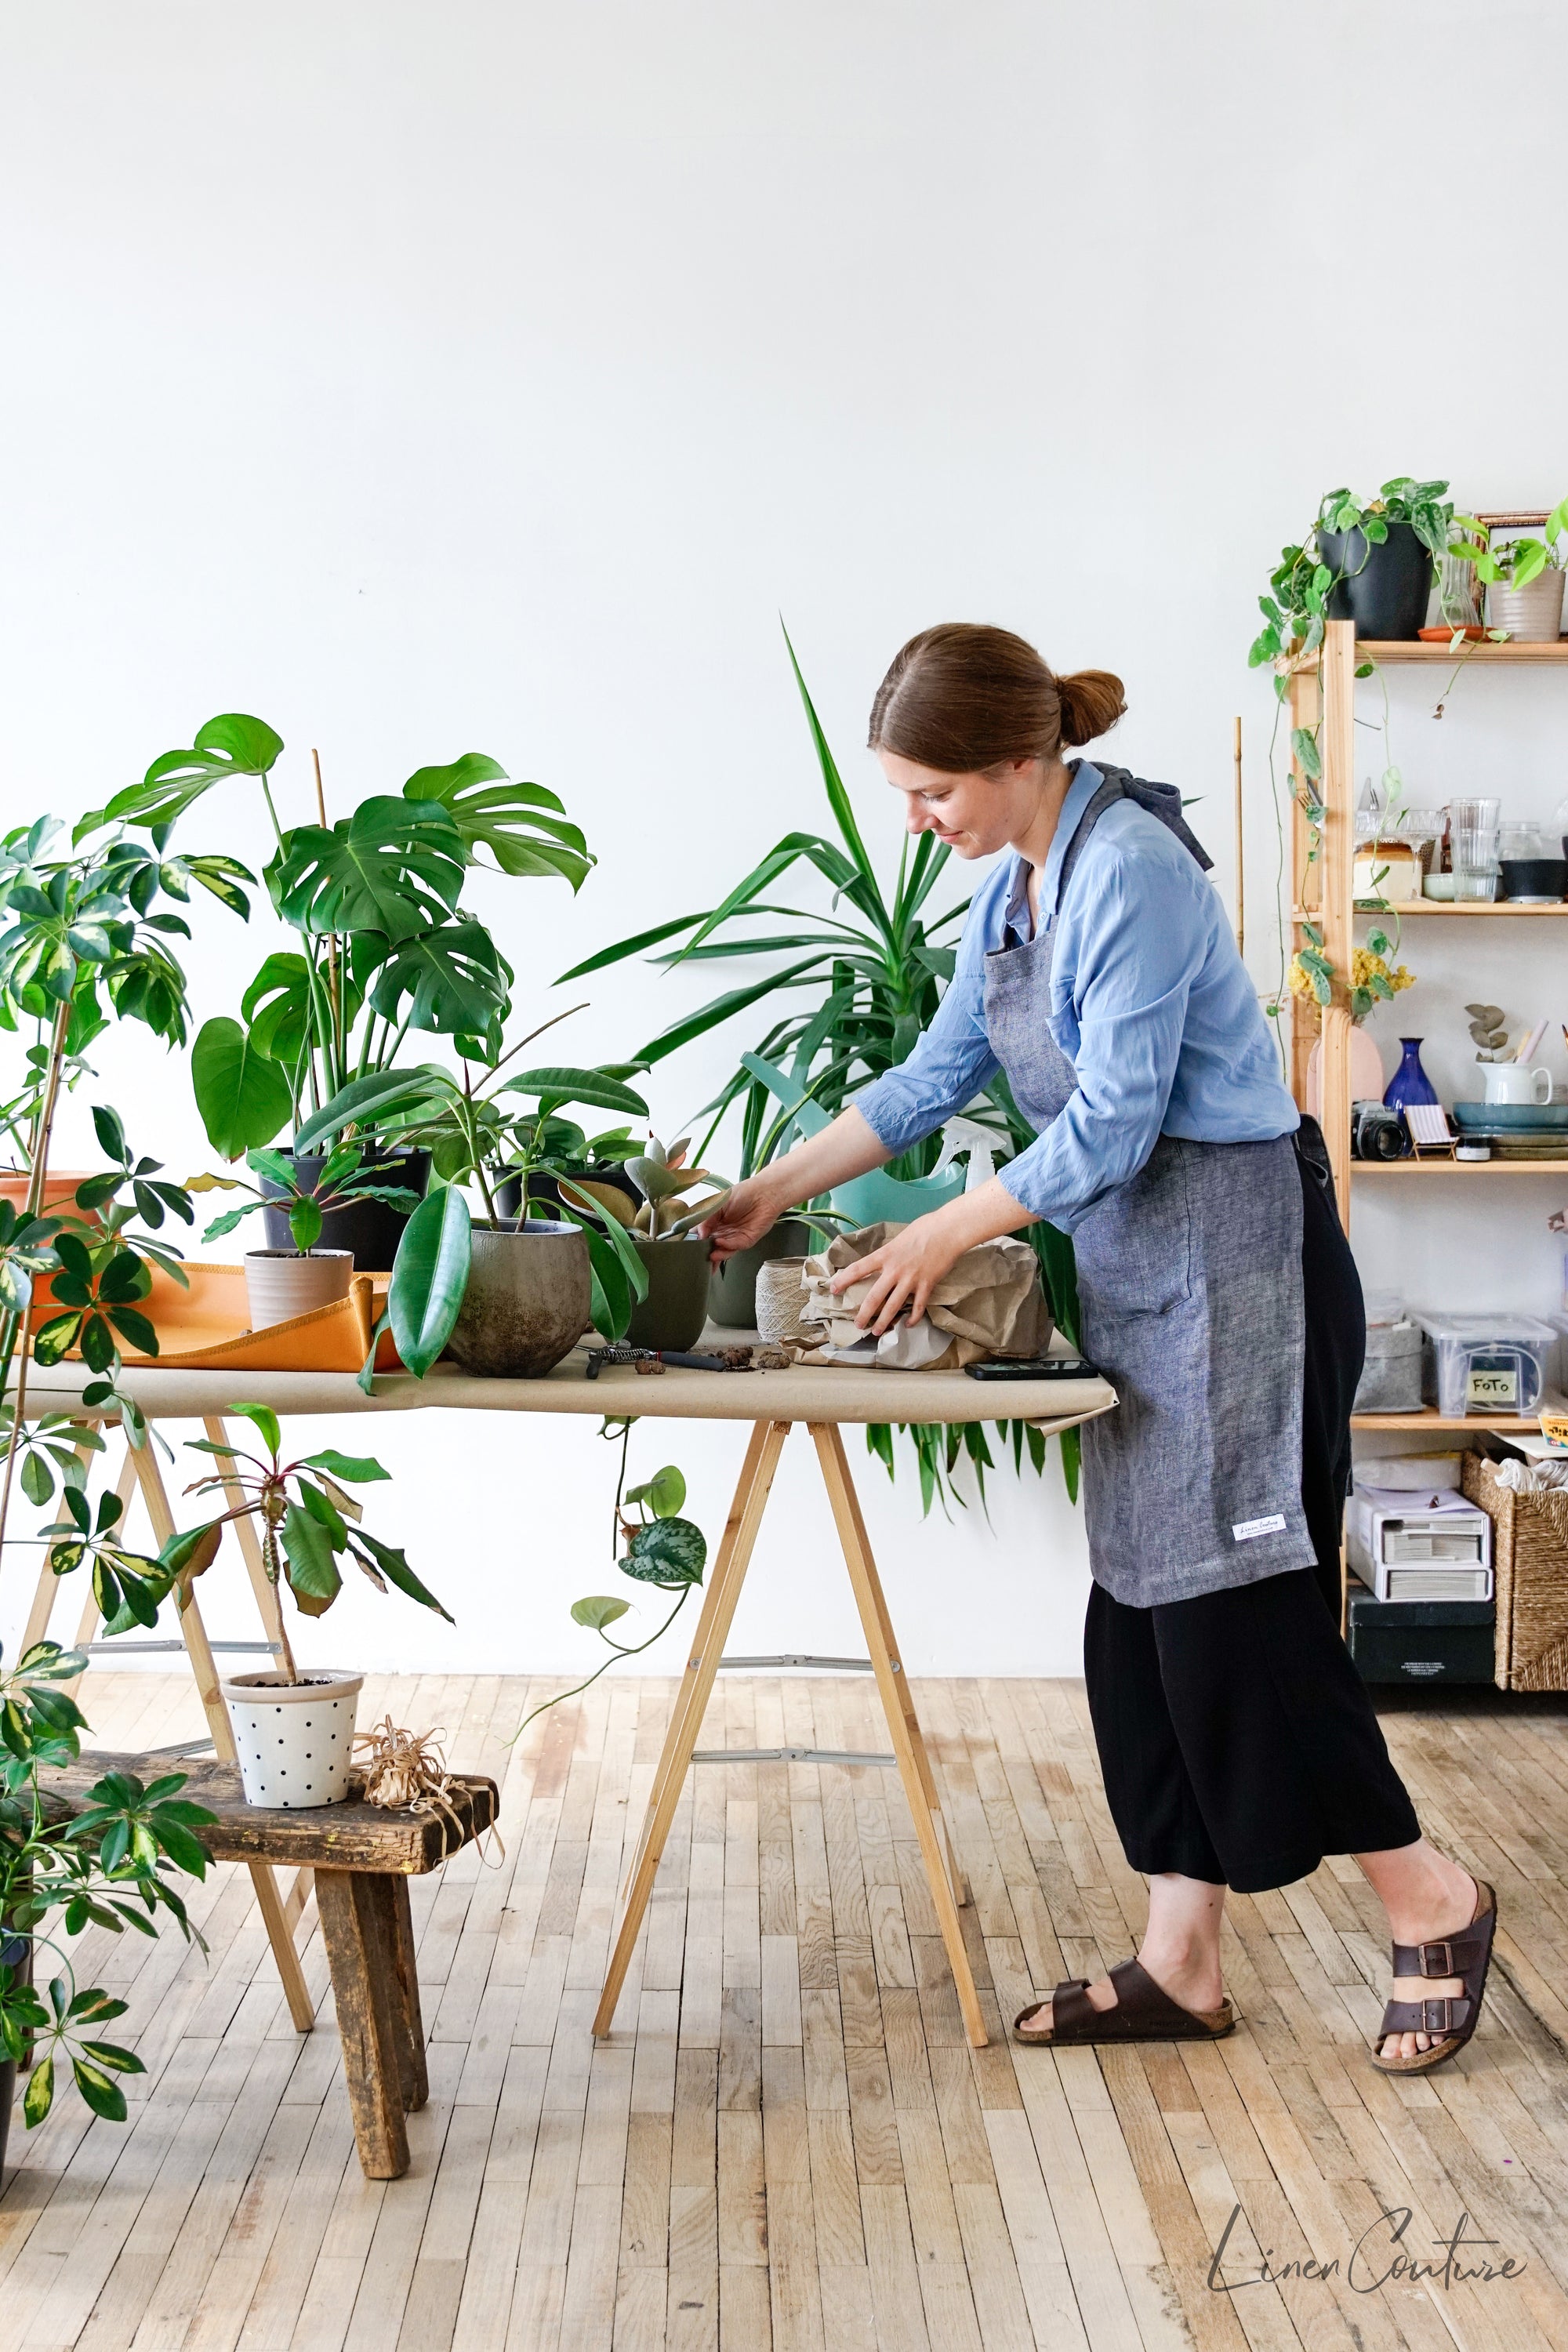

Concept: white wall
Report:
left=3, top=1, right=1567, bottom=1685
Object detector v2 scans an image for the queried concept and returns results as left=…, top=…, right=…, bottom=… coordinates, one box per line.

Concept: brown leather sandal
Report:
left=1370, top=1878, right=1497, bottom=2076
left=1012, top=1956, right=1236, bottom=2046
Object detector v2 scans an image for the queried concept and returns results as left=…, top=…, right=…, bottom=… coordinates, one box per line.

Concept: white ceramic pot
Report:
left=220, top=1669, right=364, bottom=1806
left=1486, top=570, right=1566, bottom=643
left=244, top=1248, right=353, bottom=1330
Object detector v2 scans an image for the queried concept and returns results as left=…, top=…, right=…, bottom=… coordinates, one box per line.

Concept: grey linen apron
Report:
left=985, top=768, right=1312, bottom=1607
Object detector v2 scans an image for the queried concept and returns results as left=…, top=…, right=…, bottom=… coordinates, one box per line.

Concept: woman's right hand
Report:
left=699, top=1176, right=786, bottom=1260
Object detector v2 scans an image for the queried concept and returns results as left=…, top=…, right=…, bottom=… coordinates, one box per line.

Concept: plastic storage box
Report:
left=1414, top=1312, right=1556, bottom=1419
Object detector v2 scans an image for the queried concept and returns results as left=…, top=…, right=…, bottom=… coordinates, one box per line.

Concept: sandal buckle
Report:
left=1417, top=1940, right=1454, bottom=1977
left=1421, top=1998, right=1453, bottom=2034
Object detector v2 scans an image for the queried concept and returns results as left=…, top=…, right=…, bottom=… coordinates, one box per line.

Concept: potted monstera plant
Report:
left=86, top=717, right=594, bottom=1272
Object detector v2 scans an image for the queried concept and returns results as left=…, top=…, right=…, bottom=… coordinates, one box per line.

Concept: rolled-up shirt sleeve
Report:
left=855, top=916, right=999, bottom=1155
left=996, top=851, right=1200, bottom=1232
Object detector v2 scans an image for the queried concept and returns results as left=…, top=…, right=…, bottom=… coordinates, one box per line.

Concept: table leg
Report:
left=593, top=1417, right=789, bottom=2038
left=619, top=1418, right=780, bottom=1900
left=809, top=1426, right=969, bottom=1908
left=19, top=1426, right=118, bottom=1661
left=132, top=1440, right=318, bottom=2034
left=314, top=1869, right=413, bottom=2179
left=810, top=1423, right=988, bottom=2049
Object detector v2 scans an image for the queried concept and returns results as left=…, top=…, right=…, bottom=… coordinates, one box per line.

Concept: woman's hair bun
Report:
left=1054, top=669, right=1127, bottom=749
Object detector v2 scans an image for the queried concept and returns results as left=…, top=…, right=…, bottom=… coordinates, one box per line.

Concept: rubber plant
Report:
left=561, top=631, right=1081, bottom=1508
left=1, top=1638, right=214, bottom=2132
left=287, top=1021, right=654, bottom=1379
left=82, top=717, right=595, bottom=1158
left=165, top=1402, right=452, bottom=1681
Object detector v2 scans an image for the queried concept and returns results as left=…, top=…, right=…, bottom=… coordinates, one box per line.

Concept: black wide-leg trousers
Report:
left=1083, top=1119, right=1421, bottom=1894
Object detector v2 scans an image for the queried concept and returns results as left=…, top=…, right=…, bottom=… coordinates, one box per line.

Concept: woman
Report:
left=702, top=623, right=1494, bottom=2073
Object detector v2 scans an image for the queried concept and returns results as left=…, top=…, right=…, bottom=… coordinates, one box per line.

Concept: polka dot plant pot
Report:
left=220, top=1670, right=365, bottom=1807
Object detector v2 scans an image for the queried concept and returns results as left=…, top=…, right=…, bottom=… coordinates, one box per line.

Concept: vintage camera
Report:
left=1350, top=1099, right=1408, bottom=1160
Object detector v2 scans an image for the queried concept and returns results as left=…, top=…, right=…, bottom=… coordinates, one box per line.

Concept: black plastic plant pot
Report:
left=1318, top=520, right=1432, bottom=639
left=496, top=1165, right=633, bottom=1221
left=1500, top=858, right=1568, bottom=902
left=707, top=1218, right=812, bottom=1329
left=260, top=1149, right=430, bottom=1271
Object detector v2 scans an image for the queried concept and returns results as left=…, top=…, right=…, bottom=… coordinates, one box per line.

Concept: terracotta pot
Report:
left=220, top=1670, right=364, bottom=1807
left=707, top=1218, right=812, bottom=1329
left=244, top=1249, right=353, bottom=1330
left=1486, top=570, right=1566, bottom=643
left=625, top=1236, right=713, bottom=1352
left=0, top=1170, right=95, bottom=1216
left=446, top=1218, right=591, bottom=1377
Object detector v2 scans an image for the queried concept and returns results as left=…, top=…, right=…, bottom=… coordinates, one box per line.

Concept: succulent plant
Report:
left=624, top=1135, right=729, bottom=1237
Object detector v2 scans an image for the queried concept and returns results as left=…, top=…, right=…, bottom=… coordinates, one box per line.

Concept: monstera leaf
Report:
left=191, top=1017, right=293, bottom=1159
left=365, top=917, right=512, bottom=1038
left=403, top=755, right=593, bottom=889
left=269, top=797, right=466, bottom=942
left=75, top=714, right=285, bottom=842
left=241, top=952, right=361, bottom=1071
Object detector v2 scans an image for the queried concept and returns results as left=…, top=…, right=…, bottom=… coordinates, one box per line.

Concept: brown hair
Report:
left=867, top=622, right=1126, bottom=771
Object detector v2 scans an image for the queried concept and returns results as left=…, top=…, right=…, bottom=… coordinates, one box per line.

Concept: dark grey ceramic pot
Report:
left=624, top=1236, right=713, bottom=1352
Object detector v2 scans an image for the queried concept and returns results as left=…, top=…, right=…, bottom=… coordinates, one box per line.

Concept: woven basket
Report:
left=1462, top=1454, right=1568, bottom=1690
left=754, top=1257, right=812, bottom=1343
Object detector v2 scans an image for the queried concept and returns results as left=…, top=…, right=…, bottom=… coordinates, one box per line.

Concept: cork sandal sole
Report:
left=1013, top=1955, right=1236, bottom=2046
left=1370, top=1878, right=1497, bottom=2077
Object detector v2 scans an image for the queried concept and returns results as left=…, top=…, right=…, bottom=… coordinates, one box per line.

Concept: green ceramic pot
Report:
left=707, top=1218, right=812, bottom=1330
left=625, top=1236, right=713, bottom=1352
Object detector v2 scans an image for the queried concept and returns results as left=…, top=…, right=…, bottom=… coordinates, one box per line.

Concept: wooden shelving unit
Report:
left=1352, top=1399, right=1568, bottom=1433
left=1353, top=1160, right=1568, bottom=1176
left=1291, top=619, right=1568, bottom=1444
left=1288, top=618, right=1568, bottom=1218
left=1295, top=903, right=1567, bottom=919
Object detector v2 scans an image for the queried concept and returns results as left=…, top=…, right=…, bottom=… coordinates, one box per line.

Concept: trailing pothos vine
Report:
left=1247, top=480, right=1456, bottom=1048
left=514, top=1418, right=709, bottom=1739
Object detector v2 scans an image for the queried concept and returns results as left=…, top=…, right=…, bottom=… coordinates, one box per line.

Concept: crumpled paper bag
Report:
left=783, top=1221, right=1051, bottom=1370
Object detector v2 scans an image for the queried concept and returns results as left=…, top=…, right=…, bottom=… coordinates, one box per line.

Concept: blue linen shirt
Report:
left=856, top=762, right=1299, bottom=1233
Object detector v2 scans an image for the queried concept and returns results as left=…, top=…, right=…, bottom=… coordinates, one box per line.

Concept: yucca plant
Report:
left=562, top=633, right=1083, bottom=1508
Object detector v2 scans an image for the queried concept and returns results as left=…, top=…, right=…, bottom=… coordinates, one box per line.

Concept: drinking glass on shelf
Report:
left=1449, top=796, right=1501, bottom=900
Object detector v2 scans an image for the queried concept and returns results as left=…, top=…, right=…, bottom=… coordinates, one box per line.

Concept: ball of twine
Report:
left=755, top=1257, right=813, bottom=1342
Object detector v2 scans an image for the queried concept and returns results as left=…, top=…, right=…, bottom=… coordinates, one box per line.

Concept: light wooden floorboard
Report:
left=1, top=1674, right=1565, bottom=2350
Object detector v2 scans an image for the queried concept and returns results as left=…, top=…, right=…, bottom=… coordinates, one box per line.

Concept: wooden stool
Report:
left=42, top=1749, right=497, bottom=2179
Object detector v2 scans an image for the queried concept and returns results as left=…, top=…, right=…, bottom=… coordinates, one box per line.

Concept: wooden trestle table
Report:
left=22, top=1338, right=1116, bottom=2051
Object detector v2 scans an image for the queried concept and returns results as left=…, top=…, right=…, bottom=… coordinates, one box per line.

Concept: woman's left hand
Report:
left=829, top=1219, right=968, bottom=1335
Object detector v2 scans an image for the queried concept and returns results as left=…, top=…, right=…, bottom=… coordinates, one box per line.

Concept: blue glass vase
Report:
left=1383, top=1036, right=1439, bottom=1112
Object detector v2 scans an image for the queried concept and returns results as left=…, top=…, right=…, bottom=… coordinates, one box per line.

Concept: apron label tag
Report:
left=1232, top=1513, right=1287, bottom=1542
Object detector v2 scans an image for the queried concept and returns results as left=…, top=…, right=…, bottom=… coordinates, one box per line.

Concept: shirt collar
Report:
left=1004, top=760, right=1102, bottom=941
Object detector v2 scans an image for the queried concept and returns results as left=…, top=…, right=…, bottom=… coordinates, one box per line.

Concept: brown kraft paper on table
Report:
left=784, top=1221, right=1051, bottom=1370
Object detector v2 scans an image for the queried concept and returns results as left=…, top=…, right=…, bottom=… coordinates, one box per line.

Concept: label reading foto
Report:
left=1232, top=1513, right=1287, bottom=1542
left=1466, top=1364, right=1518, bottom=1409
